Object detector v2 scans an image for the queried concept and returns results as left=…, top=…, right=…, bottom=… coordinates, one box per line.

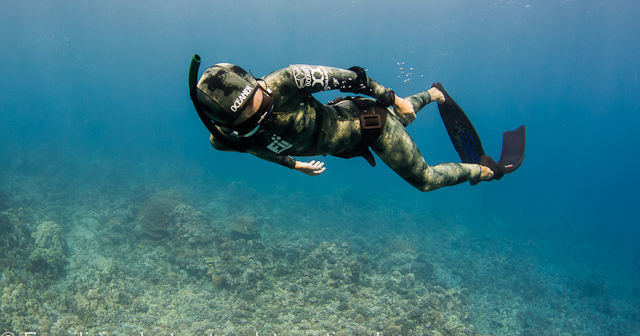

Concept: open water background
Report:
left=1, top=0, right=639, bottom=334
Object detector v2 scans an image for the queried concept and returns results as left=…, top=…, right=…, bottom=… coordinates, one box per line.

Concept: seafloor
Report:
left=1, top=152, right=638, bottom=336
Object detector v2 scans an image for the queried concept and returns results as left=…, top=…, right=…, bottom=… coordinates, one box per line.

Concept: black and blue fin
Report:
left=431, top=82, right=526, bottom=183
left=495, top=125, right=526, bottom=174
left=431, top=82, right=485, bottom=164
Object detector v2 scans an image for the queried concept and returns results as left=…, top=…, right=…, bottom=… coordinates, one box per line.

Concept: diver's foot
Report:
left=479, top=165, right=494, bottom=181
left=477, top=156, right=505, bottom=183
left=427, top=87, right=446, bottom=104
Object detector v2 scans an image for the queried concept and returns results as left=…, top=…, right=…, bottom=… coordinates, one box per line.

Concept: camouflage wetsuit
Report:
left=210, top=65, right=482, bottom=192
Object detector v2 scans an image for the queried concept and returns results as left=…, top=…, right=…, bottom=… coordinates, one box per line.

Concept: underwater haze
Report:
left=1, top=0, right=639, bottom=335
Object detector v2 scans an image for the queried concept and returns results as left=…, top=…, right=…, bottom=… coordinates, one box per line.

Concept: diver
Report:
left=188, top=55, right=525, bottom=192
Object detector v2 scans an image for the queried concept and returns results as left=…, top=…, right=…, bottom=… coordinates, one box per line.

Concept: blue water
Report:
left=2, top=0, right=640, bottom=334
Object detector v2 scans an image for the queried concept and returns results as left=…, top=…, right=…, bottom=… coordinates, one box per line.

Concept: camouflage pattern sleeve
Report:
left=248, top=150, right=297, bottom=169
left=264, top=65, right=394, bottom=102
left=210, top=134, right=296, bottom=168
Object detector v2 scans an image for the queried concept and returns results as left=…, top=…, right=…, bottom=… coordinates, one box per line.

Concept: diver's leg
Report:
left=398, top=87, right=446, bottom=127
left=405, top=90, right=431, bottom=115
left=371, top=115, right=482, bottom=192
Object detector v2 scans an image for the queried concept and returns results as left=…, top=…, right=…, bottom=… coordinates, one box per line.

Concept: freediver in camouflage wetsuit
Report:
left=195, top=63, right=494, bottom=192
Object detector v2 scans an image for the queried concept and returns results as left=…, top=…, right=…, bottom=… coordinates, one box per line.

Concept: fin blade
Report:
left=432, top=82, right=485, bottom=164
left=497, top=125, right=526, bottom=173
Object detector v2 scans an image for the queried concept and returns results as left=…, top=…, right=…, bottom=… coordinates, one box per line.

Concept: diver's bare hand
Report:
left=294, top=160, right=326, bottom=176
left=393, top=96, right=416, bottom=119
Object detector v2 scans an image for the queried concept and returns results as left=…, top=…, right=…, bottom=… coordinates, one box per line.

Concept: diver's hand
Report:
left=393, top=96, right=416, bottom=118
left=294, top=160, right=326, bottom=176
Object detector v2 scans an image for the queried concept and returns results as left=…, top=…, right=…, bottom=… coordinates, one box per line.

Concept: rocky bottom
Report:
left=1, top=159, right=638, bottom=336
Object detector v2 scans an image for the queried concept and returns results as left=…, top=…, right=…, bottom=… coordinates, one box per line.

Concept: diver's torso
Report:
left=248, top=86, right=365, bottom=158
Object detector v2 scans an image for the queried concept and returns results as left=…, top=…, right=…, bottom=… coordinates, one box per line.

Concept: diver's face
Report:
left=232, top=88, right=263, bottom=126
left=218, top=88, right=264, bottom=134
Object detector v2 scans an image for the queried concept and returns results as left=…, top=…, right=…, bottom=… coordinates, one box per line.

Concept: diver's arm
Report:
left=265, top=65, right=395, bottom=102
left=247, top=149, right=326, bottom=176
left=247, top=150, right=296, bottom=169
left=265, top=65, right=421, bottom=116
left=211, top=134, right=298, bottom=169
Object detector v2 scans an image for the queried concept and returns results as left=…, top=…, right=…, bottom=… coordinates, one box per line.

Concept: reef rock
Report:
left=29, top=221, right=67, bottom=272
left=137, top=194, right=182, bottom=242
left=0, top=214, right=12, bottom=234
left=0, top=190, right=11, bottom=211
left=228, top=215, right=260, bottom=239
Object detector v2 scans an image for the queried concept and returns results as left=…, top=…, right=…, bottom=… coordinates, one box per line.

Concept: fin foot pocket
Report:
left=474, top=125, right=526, bottom=185
left=471, top=155, right=503, bottom=186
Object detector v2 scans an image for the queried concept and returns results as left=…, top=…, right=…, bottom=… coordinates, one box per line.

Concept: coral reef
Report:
left=227, top=215, right=260, bottom=239
left=29, top=221, right=68, bottom=276
left=1, top=159, right=638, bottom=336
left=0, top=213, right=11, bottom=233
left=0, top=190, right=12, bottom=211
left=0, top=191, right=479, bottom=335
left=136, top=194, right=182, bottom=242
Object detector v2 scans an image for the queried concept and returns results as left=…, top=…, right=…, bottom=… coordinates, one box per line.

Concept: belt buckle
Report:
left=360, top=114, right=381, bottom=129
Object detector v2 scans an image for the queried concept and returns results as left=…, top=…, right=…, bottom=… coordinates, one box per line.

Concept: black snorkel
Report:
left=188, top=54, right=201, bottom=102
left=188, top=54, right=251, bottom=152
